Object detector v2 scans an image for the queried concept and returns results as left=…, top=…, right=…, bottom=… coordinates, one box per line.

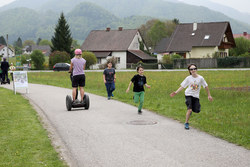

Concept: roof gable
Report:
left=81, top=29, right=138, bottom=51
left=164, top=22, right=235, bottom=52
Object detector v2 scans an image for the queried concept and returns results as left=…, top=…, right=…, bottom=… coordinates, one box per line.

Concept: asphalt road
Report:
left=1, top=83, right=250, bottom=167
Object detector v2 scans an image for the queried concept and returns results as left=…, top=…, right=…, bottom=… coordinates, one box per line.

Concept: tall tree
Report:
left=36, top=38, right=42, bottom=45
left=148, top=20, right=168, bottom=48
left=14, top=37, right=23, bottom=48
left=229, top=37, right=250, bottom=56
left=139, top=19, right=177, bottom=50
left=51, top=12, right=73, bottom=56
left=13, top=37, right=23, bottom=55
left=23, top=40, right=35, bottom=46
left=0, top=36, right=7, bottom=45
left=39, top=39, right=52, bottom=46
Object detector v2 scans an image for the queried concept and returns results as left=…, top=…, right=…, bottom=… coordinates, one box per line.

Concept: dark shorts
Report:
left=72, top=74, right=85, bottom=88
left=185, top=96, right=201, bottom=113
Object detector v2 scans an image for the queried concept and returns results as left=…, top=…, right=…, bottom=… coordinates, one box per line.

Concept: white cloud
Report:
left=0, top=0, right=16, bottom=7
left=210, top=0, right=250, bottom=13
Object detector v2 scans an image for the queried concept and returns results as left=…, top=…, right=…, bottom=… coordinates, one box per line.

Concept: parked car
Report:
left=53, top=63, right=70, bottom=71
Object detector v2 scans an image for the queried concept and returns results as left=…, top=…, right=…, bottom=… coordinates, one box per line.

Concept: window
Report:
left=116, top=57, right=120, bottom=64
left=97, top=58, right=101, bottom=64
left=204, top=35, right=210, bottom=39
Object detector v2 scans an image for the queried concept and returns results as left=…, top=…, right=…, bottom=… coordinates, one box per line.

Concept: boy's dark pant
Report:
left=105, top=82, right=115, bottom=97
left=2, top=70, right=8, bottom=82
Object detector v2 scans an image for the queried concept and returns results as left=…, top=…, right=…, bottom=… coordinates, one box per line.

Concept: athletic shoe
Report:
left=72, top=100, right=78, bottom=105
left=138, top=110, right=142, bottom=114
left=111, top=94, right=114, bottom=97
left=184, top=123, right=189, bottom=130
left=108, top=97, right=111, bottom=100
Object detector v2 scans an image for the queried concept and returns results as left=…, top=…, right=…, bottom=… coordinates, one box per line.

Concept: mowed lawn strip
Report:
left=27, top=70, right=250, bottom=149
left=0, top=88, right=67, bottom=167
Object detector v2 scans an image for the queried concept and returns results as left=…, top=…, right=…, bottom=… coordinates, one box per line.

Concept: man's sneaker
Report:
left=184, top=123, right=189, bottom=130
left=108, top=96, right=111, bottom=100
left=138, top=110, right=142, bottom=115
left=72, top=100, right=78, bottom=105
left=111, top=94, right=114, bottom=97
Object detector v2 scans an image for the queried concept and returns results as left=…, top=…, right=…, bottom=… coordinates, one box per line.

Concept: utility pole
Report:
left=6, top=34, right=9, bottom=62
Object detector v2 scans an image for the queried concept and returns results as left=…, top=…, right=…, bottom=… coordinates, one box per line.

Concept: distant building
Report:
left=155, top=21, right=236, bottom=61
left=0, top=44, right=15, bottom=58
left=22, top=45, right=51, bottom=56
left=81, top=27, right=156, bottom=69
left=233, top=32, right=250, bottom=40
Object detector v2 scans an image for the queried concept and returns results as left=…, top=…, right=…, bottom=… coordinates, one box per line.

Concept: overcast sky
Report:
left=0, top=0, right=249, bottom=13
left=208, top=0, right=249, bottom=13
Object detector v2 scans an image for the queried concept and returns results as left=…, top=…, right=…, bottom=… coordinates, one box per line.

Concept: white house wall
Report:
left=112, top=52, right=126, bottom=69
left=128, top=32, right=147, bottom=50
left=0, top=46, right=15, bottom=58
left=90, top=58, right=106, bottom=69
left=189, top=47, right=218, bottom=58
left=91, top=52, right=126, bottom=70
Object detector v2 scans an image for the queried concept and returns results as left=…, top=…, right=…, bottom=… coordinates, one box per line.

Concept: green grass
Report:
left=0, top=88, right=67, bottom=167
left=27, top=70, right=250, bottom=149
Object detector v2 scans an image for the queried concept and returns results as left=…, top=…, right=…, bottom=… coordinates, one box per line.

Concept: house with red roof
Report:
left=233, top=32, right=250, bottom=40
left=81, top=27, right=156, bottom=69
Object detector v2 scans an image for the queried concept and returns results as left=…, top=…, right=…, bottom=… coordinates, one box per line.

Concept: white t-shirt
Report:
left=180, top=75, right=208, bottom=98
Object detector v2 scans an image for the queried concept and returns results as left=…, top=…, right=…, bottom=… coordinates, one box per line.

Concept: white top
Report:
left=180, top=75, right=208, bottom=98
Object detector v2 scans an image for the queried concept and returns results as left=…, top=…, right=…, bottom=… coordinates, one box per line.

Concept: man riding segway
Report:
left=1, top=58, right=10, bottom=84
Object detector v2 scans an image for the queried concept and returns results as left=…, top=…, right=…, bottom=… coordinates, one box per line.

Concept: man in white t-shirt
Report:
left=170, top=64, right=213, bottom=130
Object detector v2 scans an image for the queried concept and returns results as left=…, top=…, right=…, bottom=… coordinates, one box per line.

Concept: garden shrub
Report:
left=30, top=50, right=45, bottom=70
left=217, top=57, right=241, bottom=68
left=82, top=51, right=97, bottom=69
left=49, top=51, right=71, bottom=69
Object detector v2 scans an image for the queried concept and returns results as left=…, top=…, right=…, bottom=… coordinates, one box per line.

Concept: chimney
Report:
left=118, top=27, right=123, bottom=31
left=106, top=27, right=111, bottom=32
left=193, top=22, right=197, bottom=31
left=243, top=32, right=247, bottom=36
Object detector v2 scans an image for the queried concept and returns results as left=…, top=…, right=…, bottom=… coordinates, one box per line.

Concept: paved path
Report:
left=1, top=83, right=250, bottom=167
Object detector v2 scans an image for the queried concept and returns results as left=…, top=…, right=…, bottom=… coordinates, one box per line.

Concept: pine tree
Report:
left=15, top=37, right=23, bottom=48
left=0, top=36, right=7, bottom=45
left=51, top=12, right=73, bottom=56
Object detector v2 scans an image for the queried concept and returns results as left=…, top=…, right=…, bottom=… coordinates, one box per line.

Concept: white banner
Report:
left=13, top=71, right=28, bottom=94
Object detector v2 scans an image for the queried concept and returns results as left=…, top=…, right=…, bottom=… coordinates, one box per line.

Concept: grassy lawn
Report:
left=27, top=70, right=250, bottom=149
left=0, top=88, right=67, bottom=167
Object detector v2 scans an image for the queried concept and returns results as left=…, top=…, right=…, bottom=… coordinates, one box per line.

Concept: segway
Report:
left=66, top=94, right=90, bottom=111
left=66, top=72, right=90, bottom=111
left=1, top=78, right=10, bottom=85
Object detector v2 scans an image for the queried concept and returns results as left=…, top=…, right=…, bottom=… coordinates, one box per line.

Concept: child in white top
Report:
left=170, top=64, right=213, bottom=130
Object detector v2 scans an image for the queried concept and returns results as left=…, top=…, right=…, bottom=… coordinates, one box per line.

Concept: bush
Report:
left=30, top=50, right=45, bottom=70
left=49, top=51, right=71, bottom=69
left=162, top=54, right=172, bottom=64
left=229, top=37, right=250, bottom=56
left=238, top=52, right=250, bottom=57
left=82, top=51, right=97, bottom=69
left=171, top=54, right=182, bottom=60
left=217, top=57, right=241, bottom=68
left=21, top=54, right=31, bottom=65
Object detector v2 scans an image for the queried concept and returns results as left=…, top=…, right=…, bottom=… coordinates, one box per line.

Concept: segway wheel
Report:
left=66, top=95, right=72, bottom=111
left=84, top=94, right=90, bottom=110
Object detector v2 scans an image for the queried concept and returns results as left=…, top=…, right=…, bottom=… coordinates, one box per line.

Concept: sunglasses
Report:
left=189, top=68, right=197, bottom=71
